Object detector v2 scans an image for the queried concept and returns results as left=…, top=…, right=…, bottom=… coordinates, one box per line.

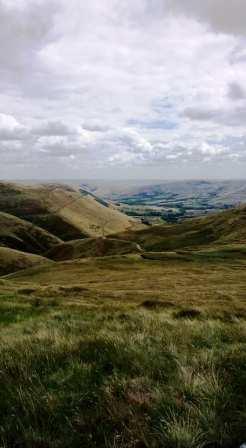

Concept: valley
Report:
left=82, top=179, right=246, bottom=224
left=0, top=181, right=246, bottom=447
left=3, top=1, right=246, bottom=446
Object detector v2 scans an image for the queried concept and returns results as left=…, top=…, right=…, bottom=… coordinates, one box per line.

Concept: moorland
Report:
left=0, top=180, right=246, bottom=448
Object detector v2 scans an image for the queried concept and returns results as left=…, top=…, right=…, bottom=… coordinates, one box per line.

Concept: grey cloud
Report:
left=33, top=121, right=76, bottom=136
left=39, top=149, right=77, bottom=158
left=82, top=122, right=111, bottom=133
left=230, top=44, right=246, bottom=65
left=184, top=105, right=246, bottom=127
left=0, top=0, right=60, bottom=106
left=0, top=128, right=28, bottom=141
left=36, top=138, right=79, bottom=156
left=0, top=1, right=58, bottom=73
left=184, top=107, right=219, bottom=122
left=0, top=114, right=29, bottom=141
left=0, top=141, right=22, bottom=152
left=170, top=0, right=246, bottom=35
left=228, top=82, right=246, bottom=101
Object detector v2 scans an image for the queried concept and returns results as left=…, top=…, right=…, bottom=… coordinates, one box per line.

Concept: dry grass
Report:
left=0, top=182, right=137, bottom=240
left=6, top=255, right=246, bottom=317
left=46, top=237, right=141, bottom=261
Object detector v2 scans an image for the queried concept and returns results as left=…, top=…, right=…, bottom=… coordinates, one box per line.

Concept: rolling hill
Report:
left=46, top=237, right=142, bottom=261
left=0, top=211, right=62, bottom=254
left=0, top=182, right=137, bottom=240
left=0, top=184, right=246, bottom=448
left=82, top=179, right=246, bottom=223
left=115, top=205, right=246, bottom=251
left=0, top=246, right=51, bottom=276
left=84, top=179, right=246, bottom=205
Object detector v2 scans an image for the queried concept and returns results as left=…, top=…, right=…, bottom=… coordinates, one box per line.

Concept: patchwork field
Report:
left=83, top=179, right=246, bottom=223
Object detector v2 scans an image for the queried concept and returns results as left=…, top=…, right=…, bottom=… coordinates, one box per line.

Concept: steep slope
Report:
left=46, top=237, right=142, bottom=261
left=0, top=212, right=62, bottom=254
left=116, top=205, right=246, bottom=251
left=0, top=247, right=51, bottom=276
left=0, top=182, right=136, bottom=240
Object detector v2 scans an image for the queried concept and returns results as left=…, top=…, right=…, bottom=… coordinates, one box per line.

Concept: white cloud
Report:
left=0, top=113, right=28, bottom=140
left=199, top=142, right=228, bottom=157
left=1, top=0, right=246, bottom=179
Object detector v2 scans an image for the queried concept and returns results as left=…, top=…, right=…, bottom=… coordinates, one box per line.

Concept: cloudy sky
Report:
left=1, top=0, right=246, bottom=180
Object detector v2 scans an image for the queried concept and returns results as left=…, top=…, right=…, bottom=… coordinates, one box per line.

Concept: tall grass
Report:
left=0, top=292, right=246, bottom=447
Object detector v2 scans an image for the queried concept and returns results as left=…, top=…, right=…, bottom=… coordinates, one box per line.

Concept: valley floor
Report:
left=0, top=256, right=246, bottom=447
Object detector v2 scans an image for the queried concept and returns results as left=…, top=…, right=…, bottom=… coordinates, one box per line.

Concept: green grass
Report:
left=0, top=288, right=246, bottom=448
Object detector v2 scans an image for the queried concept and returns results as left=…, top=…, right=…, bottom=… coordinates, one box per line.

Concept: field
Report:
left=83, top=179, right=246, bottom=223
left=1, top=255, right=246, bottom=447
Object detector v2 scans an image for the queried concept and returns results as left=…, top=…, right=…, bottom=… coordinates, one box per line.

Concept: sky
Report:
left=1, top=0, right=246, bottom=180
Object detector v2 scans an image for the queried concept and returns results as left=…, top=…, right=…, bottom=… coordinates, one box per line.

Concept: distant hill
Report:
left=84, top=179, right=246, bottom=205
left=46, top=237, right=142, bottom=261
left=0, top=246, right=51, bottom=276
left=116, top=205, right=246, bottom=251
left=82, top=179, right=246, bottom=223
left=0, top=212, right=62, bottom=255
left=0, top=182, right=137, bottom=240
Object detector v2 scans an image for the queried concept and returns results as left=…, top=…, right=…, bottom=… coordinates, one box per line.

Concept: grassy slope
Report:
left=0, top=211, right=62, bottom=254
left=0, top=182, right=137, bottom=240
left=0, top=246, right=51, bottom=276
left=0, top=197, right=246, bottom=447
left=1, top=253, right=246, bottom=447
left=6, top=255, right=246, bottom=313
left=46, top=237, right=142, bottom=261
left=115, top=205, right=246, bottom=251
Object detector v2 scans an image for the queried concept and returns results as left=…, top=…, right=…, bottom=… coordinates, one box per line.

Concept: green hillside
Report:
left=116, top=205, right=246, bottom=251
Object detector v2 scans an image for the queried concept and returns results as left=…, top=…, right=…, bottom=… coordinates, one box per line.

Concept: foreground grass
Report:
left=0, top=289, right=246, bottom=448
